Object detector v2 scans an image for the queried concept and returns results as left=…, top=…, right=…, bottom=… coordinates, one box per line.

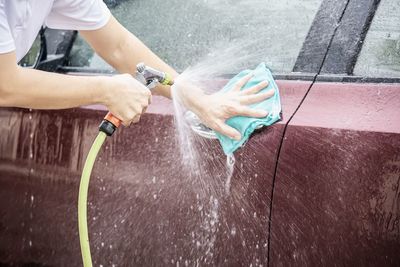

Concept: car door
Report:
left=270, top=0, right=400, bottom=265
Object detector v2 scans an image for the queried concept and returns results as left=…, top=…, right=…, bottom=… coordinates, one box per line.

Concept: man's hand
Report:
left=103, top=74, right=152, bottom=126
left=176, top=73, right=275, bottom=140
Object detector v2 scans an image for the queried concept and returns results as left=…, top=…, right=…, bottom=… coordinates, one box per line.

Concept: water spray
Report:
left=78, top=63, right=174, bottom=267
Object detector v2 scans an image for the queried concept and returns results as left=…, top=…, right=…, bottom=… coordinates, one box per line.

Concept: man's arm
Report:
left=0, top=51, right=151, bottom=126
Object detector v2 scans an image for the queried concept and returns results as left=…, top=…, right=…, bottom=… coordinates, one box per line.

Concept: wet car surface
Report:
left=1, top=0, right=400, bottom=266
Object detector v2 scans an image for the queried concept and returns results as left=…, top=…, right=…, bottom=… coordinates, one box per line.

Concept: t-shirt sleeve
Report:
left=45, top=0, right=111, bottom=31
left=0, top=0, right=15, bottom=54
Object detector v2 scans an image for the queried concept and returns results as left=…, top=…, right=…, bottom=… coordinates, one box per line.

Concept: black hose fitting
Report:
left=99, top=120, right=117, bottom=136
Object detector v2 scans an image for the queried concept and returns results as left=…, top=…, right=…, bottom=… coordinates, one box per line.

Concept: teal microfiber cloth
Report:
left=216, top=62, right=281, bottom=155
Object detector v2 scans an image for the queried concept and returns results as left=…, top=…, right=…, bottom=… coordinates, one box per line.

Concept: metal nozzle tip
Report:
left=136, top=62, right=146, bottom=73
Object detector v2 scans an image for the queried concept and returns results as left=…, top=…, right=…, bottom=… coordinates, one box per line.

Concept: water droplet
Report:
left=227, top=154, right=235, bottom=165
left=29, top=240, right=32, bottom=247
left=225, top=154, right=236, bottom=194
left=231, top=227, right=237, bottom=236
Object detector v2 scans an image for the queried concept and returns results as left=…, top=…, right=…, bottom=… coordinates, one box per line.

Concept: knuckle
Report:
left=133, top=115, right=141, bottom=123
left=222, top=104, right=236, bottom=114
left=227, top=106, right=236, bottom=114
left=141, top=100, right=149, bottom=108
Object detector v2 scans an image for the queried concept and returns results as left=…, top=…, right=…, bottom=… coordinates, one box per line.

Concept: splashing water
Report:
left=171, top=77, right=237, bottom=199
left=225, top=154, right=235, bottom=194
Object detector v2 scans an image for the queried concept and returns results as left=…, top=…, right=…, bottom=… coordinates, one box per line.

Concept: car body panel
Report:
left=270, top=82, right=400, bottom=266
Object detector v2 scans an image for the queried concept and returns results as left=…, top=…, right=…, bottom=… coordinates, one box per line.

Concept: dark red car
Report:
left=1, top=0, right=399, bottom=266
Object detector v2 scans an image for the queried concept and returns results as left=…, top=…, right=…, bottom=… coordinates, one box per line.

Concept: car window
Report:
left=354, top=0, right=400, bottom=77
left=68, top=0, right=322, bottom=74
left=19, top=33, right=41, bottom=67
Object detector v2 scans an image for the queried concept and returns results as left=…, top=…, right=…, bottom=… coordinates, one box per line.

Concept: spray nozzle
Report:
left=136, top=63, right=174, bottom=89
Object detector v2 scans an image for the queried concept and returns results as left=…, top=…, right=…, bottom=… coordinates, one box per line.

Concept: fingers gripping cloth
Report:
left=216, top=63, right=282, bottom=155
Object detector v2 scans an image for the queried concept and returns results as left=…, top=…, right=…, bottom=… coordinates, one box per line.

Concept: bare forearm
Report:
left=80, top=16, right=179, bottom=99
left=0, top=61, right=108, bottom=109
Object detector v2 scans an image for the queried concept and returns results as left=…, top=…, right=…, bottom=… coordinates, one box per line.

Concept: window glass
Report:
left=354, top=0, right=400, bottom=77
left=69, top=0, right=322, bottom=73
left=19, top=34, right=41, bottom=67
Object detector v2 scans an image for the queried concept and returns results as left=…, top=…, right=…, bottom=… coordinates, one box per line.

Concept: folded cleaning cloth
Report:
left=216, top=62, right=281, bottom=155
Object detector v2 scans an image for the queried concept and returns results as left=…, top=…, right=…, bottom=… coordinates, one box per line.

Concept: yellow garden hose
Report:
left=78, top=131, right=107, bottom=267
left=77, top=63, right=174, bottom=267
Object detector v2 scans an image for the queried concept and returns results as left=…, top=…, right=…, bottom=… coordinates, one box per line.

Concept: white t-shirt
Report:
left=0, top=0, right=111, bottom=62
